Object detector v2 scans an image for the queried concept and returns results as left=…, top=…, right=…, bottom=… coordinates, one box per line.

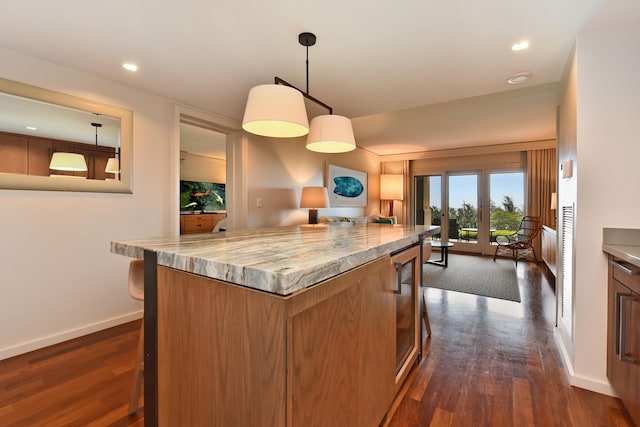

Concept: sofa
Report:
left=319, top=215, right=398, bottom=225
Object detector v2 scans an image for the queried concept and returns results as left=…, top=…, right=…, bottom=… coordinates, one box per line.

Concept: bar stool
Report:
left=128, top=259, right=144, bottom=415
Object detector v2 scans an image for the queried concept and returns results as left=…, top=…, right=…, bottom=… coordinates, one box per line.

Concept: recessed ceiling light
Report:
left=25, top=126, right=37, bottom=131
left=512, top=40, right=530, bottom=51
left=122, top=63, right=138, bottom=72
left=507, top=71, right=533, bottom=85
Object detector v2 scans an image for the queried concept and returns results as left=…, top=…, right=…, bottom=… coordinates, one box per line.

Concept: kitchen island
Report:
left=112, top=223, right=440, bottom=427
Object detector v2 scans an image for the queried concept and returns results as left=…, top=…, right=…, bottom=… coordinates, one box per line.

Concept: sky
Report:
left=426, top=172, right=524, bottom=211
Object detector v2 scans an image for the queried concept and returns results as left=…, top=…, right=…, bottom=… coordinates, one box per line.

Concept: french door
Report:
left=415, top=170, right=525, bottom=256
left=446, top=172, right=482, bottom=253
left=414, top=172, right=482, bottom=254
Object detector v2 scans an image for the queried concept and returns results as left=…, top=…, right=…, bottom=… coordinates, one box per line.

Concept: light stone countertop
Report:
left=111, top=223, right=440, bottom=296
left=602, top=244, right=640, bottom=267
left=602, top=228, right=640, bottom=268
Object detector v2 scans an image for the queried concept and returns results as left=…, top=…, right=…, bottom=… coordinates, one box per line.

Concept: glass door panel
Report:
left=414, top=175, right=442, bottom=238
left=447, top=173, right=480, bottom=252
left=488, top=172, right=525, bottom=253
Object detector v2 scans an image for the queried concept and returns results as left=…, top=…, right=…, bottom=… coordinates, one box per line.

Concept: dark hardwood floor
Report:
left=0, top=257, right=633, bottom=426
left=0, top=321, right=144, bottom=427
left=388, top=256, right=633, bottom=427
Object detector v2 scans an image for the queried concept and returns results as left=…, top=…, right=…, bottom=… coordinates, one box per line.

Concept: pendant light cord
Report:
left=273, top=32, right=333, bottom=114
left=305, top=44, right=309, bottom=95
left=91, top=122, right=102, bottom=147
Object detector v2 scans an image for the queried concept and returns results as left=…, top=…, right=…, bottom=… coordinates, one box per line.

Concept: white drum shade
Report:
left=49, top=152, right=88, bottom=172
left=242, top=84, right=309, bottom=138
left=105, top=157, right=120, bottom=174
left=306, top=115, right=356, bottom=153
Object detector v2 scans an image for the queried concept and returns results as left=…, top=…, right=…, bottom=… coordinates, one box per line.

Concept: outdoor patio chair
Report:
left=493, top=215, right=542, bottom=265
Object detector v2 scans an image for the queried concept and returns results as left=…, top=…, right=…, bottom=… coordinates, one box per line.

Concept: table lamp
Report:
left=380, top=174, right=404, bottom=217
left=300, top=186, right=329, bottom=224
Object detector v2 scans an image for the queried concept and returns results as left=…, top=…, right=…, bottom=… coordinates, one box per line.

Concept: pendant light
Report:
left=50, top=122, right=93, bottom=173
left=105, top=156, right=120, bottom=175
left=91, top=122, right=102, bottom=144
left=306, top=115, right=355, bottom=153
left=242, top=32, right=356, bottom=153
left=49, top=152, right=88, bottom=172
left=91, top=121, right=120, bottom=177
left=242, top=84, right=309, bottom=138
left=93, top=121, right=121, bottom=178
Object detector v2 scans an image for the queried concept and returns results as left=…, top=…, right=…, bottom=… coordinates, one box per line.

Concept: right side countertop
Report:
left=602, top=228, right=640, bottom=268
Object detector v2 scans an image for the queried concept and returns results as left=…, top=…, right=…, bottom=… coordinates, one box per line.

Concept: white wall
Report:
left=556, top=18, right=640, bottom=394
left=0, top=47, right=381, bottom=359
left=245, top=135, right=381, bottom=228
left=556, top=48, right=578, bottom=371
left=0, top=47, right=173, bottom=359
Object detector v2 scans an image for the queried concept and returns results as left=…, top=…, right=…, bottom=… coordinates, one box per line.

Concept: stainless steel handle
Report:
left=394, top=262, right=403, bottom=294
left=618, top=293, right=637, bottom=363
left=612, top=260, right=638, bottom=276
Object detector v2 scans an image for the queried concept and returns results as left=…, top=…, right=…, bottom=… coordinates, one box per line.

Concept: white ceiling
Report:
left=1, top=0, right=638, bottom=155
left=0, top=92, right=121, bottom=147
left=180, top=123, right=226, bottom=160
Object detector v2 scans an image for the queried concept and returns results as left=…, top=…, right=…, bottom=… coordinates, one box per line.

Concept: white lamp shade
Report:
left=306, top=115, right=356, bottom=153
left=300, top=186, right=329, bottom=209
left=380, top=174, right=404, bottom=201
left=105, top=157, right=120, bottom=174
left=242, top=84, right=309, bottom=138
left=49, top=152, right=88, bottom=172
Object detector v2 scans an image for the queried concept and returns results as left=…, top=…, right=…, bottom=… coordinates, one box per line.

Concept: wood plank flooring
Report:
left=0, top=321, right=144, bottom=427
left=387, top=257, right=633, bottom=427
left=0, top=257, right=633, bottom=426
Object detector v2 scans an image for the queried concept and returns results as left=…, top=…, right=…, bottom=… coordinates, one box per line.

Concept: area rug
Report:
left=424, top=253, right=521, bottom=302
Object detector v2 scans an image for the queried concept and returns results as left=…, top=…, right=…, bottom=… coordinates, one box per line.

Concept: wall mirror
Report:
left=0, top=77, right=132, bottom=193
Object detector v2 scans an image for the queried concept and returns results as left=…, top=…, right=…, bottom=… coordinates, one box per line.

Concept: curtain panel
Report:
left=527, top=148, right=557, bottom=260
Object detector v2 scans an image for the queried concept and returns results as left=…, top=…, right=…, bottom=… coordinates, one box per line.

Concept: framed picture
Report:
left=326, top=164, right=368, bottom=207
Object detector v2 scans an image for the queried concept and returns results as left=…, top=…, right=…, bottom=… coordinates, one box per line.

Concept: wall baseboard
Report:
left=570, top=373, right=617, bottom=397
left=553, top=328, right=617, bottom=397
left=0, top=310, right=143, bottom=361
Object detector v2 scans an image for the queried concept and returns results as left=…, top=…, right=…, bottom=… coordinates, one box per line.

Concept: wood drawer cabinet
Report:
left=542, top=226, right=557, bottom=277
left=0, top=132, right=28, bottom=174
left=607, top=257, right=640, bottom=425
left=0, top=130, right=116, bottom=178
left=154, top=246, right=420, bottom=426
left=180, top=213, right=225, bottom=234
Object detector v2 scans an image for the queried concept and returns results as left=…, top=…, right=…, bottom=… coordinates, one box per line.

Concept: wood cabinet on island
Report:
left=111, top=223, right=440, bottom=427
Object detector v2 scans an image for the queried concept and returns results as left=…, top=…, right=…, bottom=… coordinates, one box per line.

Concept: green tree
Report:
left=456, top=201, right=477, bottom=228
left=490, top=209, right=522, bottom=231
left=502, top=195, right=516, bottom=212
left=430, top=205, right=441, bottom=224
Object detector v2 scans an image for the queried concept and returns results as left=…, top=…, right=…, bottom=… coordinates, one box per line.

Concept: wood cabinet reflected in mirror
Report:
left=0, top=77, right=132, bottom=193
